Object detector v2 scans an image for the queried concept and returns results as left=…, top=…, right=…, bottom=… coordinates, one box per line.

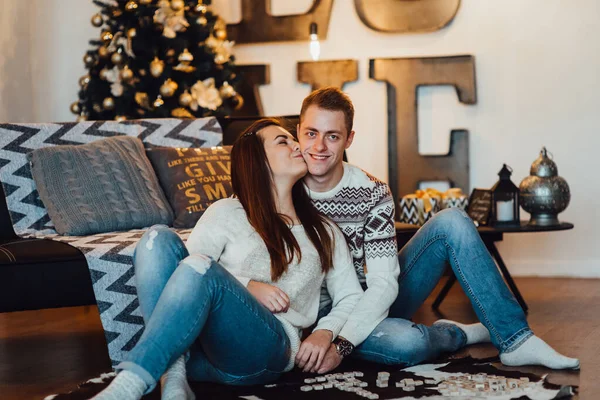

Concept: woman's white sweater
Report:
left=185, top=198, right=364, bottom=371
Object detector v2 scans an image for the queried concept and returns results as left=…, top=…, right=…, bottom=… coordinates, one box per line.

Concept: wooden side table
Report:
left=395, top=221, right=574, bottom=313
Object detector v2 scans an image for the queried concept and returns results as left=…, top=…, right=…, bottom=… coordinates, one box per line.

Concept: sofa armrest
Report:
left=0, top=183, right=18, bottom=241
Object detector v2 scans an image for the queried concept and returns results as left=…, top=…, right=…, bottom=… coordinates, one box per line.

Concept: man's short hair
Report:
left=300, top=87, right=354, bottom=134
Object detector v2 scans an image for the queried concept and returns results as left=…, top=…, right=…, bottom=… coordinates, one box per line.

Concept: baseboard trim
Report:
left=505, top=259, right=600, bottom=278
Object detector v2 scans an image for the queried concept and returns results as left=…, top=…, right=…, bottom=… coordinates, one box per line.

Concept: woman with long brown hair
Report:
left=92, top=118, right=363, bottom=400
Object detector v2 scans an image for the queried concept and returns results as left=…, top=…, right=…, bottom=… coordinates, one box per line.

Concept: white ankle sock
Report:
left=434, top=319, right=491, bottom=345
left=92, top=370, right=147, bottom=400
left=160, top=356, right=195, bottom=400
left=500, top=335, right=580, bottom=370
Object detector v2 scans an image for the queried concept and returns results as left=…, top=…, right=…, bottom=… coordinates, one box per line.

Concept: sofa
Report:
left=0, top=115, right=301, bottom=366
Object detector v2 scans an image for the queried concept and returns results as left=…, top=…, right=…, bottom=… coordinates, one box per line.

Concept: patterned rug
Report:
left=42, top=356, right=577, bottom=400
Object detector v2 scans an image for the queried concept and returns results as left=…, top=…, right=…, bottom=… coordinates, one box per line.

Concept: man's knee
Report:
left=362, top=322, right=432, bottom=366
left=386, top=328, right=431, bottom=366
left=429, top=208, right=475, bottom=235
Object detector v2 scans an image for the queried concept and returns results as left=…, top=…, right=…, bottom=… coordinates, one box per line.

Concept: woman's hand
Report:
left=295, top=329, right=333, bottom=372
left=247, top=280, right=290, bottom=313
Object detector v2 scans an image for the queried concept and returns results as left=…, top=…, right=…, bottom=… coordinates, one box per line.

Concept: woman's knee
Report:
left=137, top=225, right=179, bottom=250
left=134, top=225, right=186, bottom=278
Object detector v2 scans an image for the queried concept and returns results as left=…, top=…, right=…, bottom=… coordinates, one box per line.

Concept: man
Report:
left=294, top=87, right=579, bottom=373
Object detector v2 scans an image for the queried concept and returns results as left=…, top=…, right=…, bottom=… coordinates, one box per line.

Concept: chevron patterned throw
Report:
left=0, top=118, right=221, bottom=365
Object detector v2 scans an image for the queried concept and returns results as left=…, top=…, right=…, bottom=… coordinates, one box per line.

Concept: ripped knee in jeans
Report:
left=182, top=254, right=212, bottom=275
left=143, top=224, right=170, bottom=251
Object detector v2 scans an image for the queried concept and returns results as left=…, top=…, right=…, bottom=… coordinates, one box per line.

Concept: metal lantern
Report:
left=519, top=147, right=570, bottom=226
left=491, top=164, right=521, bottom=226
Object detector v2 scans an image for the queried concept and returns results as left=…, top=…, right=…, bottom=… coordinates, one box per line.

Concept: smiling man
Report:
left=295, top=87, right=579, bottom=373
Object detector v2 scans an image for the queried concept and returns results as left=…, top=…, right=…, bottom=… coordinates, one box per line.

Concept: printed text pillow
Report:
left=146, top=146, right=233, bottom=228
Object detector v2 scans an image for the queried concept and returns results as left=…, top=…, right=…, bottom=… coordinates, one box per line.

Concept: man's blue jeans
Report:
left=118, top=225, right=290, bottom=393
left=352, top=208, right=532, bottom=366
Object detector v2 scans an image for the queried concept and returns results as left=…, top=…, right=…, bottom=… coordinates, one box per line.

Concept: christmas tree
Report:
left=71, top=0, right=242, bottom=122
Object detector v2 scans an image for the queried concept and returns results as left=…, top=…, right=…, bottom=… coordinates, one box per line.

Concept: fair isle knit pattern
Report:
left=309, top=166, right=397, bottom=283
left=307, top=163, right=400, bottom=346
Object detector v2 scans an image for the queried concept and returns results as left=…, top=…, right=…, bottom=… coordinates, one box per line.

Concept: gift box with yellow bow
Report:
left=398, top=189, right=442, bottom=225
left=439, top=188, right=469, bottom=210
left=398, top=188, right=469, bottom=226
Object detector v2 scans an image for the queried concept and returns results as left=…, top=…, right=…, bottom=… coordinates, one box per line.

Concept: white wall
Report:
left=0, top=1, right=35, bottom=122
left=1, top=0, right=599, bottom=277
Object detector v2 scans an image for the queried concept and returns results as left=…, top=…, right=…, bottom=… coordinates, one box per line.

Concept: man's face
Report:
left=297, top=105, right=355, bottom=180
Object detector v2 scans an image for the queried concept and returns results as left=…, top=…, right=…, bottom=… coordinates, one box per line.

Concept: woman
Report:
left=93, top=119, right=363, bottom=400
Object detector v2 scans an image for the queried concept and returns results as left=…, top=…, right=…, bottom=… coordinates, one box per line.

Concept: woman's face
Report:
left=259, top=125, right=307, bottom=184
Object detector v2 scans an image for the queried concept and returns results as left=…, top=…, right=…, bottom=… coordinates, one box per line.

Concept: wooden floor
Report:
left=1, top=277, right=597, bottom=400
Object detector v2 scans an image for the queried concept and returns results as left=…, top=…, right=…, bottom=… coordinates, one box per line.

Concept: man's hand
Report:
left=295, top=330, right=333, bottom=372
left=317, top=343, right=343, bottom=374
left=247, top=281, right=290, bottom=313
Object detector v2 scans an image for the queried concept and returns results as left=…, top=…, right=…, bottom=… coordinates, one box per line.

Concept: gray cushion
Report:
left=28, top=136, right=174, bottom=235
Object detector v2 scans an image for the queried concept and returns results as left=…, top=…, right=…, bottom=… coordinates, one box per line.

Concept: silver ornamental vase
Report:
left=519, top=147, right=570, bottom=226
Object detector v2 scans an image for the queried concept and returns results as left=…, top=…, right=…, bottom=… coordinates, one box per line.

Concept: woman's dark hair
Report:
left=231, top=118, right=335, bottom=281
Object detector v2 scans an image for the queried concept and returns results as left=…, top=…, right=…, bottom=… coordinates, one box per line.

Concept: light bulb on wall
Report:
left=309, top=22, right=320, bottom=61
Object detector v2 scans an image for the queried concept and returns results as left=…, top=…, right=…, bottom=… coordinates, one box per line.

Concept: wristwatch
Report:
left=333, top=336, right=354, bottom=358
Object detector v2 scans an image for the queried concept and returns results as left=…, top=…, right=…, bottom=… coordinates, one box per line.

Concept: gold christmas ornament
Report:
left=159, top=79, right=178, bottom=97
left=128, top=28, right=137, bottom=38
left=215, top=29, right=227, bottom=40
left=233, top=93, right=244, bottom=110
left=179, top=48, right=194, bottom=62
left=214, top=17, right=226, bottom=31
left=179, top=90, right=193, bottom=107
left=103, top=97, right=116, bottom=110
left=150, top=57, right=165, bottom=77
left=125, top=1, right=139, bottom=11
left=115, top=115, right=127, bottom=122
left=91, top=14, right=104, bottom=27
left=121, top=66, right=134, bottom=81
left=100, top=68, right=111, bottom=80
left=214, top=53, right=227, bottom=65
left=98, top=46, right=109, bottom=58
left=205, top=35, right=219, bottom=49
left=170, top=0, right=185, bottom=11
left=196, top=16, right=207, bottom=26
left=135, top=92, right=151, bottom=110
left=101, top=30, right=113, bottom=42
left=83, top=53, right=96, bottom=67
left=195, top=3, right=207, bottom=13
left=139, top=68, right=147, bottom=76
left=174, top=48, right=196, bottom=73
left=70, top=102, right=81, bottom=115
left=219, top=81, right=236, bottom=98
left=154, top=96, right=165, bottom=108
left=79, top=75, right=91, bottom=87
left=111, top=51, right=124, bottom=65
left=172, top=108, right=194, bottom=118
left=166, top=49, right=176, bottom=57
left=93, top=103, right=103, bottom=113
left=77, top=114, right=89, bottom=122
